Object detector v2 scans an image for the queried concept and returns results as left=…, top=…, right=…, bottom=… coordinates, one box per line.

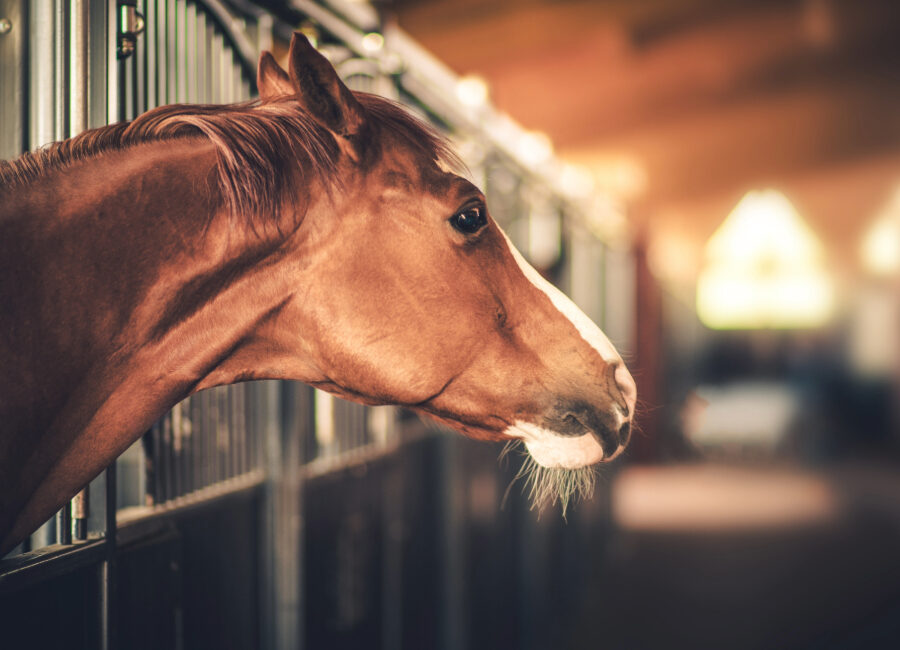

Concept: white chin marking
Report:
left=499, top=229, right=622, bottom=365
left=506, top=421, right=605, bottom=469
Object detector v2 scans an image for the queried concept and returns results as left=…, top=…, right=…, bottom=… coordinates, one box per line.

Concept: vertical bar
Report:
left=135, top=0, right=146, bottom=114
left=232, top=58, right=241, bottom=102
left=261, top=381, right=301, bottom=649
left=57, top=501, right=72, bottom=545
left=152, top=421, right=163, bottom=504
left=100, top=463, right=118, bottom=650
left=246, top=384, right=256, bottom=471
left=207, top=389, right=216, bottom=487
left=211, top=30, right=221, bottom=103
left=227, top=386, right=236, bottom=478
left=145, top=0, right=156, bottom=108
left=0, top=0, right=26, bottom=159
left=115, top=0, right=135, bottom=122
left=166, top=0, right=175, bottom=102
left=205, top=18, right=214, bottom=103
left=181, top=395, right=193, bottom=495
left=29, top=0, right=56, bottom=150
left=171, top=402, right=183, bottom=498
left=123, top=36, right=135, bottom=120
left=68, top=0, right=88, bottom=137
left=194, top=393, right=204, bottom=492
left=53, top=0, right=68, bottom=140
left=72, top=486, right=89, bottom=540
left=175, top=0, right=185, bottom=102
left=164, top=412, right=175, bottom=502
left=155, top=0, right=165, bottom=104
left=222, top=46, right=231, bottom=103
left=196, top=8, right=207, bottom=103
left=188, top=394, right=196, bottom=492
left=195, top=391, right=205, bottom=490
left=185, top=0, right=196, bottom=103
left=237, top=383, right=247, bottom=474
left=101, top=0, right=116, bottom=126
left=219, top=386, right=228, bottom=480
left=232, top=386, right=241, bottom=476
left=206, top=388, right=217, bottom=485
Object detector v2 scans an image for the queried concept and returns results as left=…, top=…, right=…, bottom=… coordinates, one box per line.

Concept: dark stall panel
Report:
left=303, top=458, right=393, bottom=650
left=0, top=562, right=102, bottom=650
left=177, top=489, right=264, bottom=650
left=457, top=438, right=523, bottom=650
left=114, top=486, right=265, bottom=650
left=397, top=435, right=449, bottom=650
left=116, top=528, right=182, bottom=650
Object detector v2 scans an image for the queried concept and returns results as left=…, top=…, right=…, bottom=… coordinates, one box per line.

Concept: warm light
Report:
left=697, top=190, right=834, bottom=329
left=860, top=189, right=900, bottom=277
left=584, top=154, right=647, bottom=201
left=558, top=163, right=595, bottom=199
left=527, top=201, right=561, bottom=268
left=361, top=32, right=384, bottom=54
left=456, top=74, right=489, bottom=108
left=516, top=131, right=553, bottom=167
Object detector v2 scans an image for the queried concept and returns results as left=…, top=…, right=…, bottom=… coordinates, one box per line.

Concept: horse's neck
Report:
left=0, top=139, right=297, bottom=553
left=2, top=140, right=215, bottom=430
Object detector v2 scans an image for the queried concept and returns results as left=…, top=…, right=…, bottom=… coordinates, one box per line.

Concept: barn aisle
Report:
left=566, top=460, right=900, bottom=650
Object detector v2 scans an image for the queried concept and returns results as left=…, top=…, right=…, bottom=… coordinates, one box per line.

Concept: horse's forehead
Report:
left=375, top=156, right=463, bottom=197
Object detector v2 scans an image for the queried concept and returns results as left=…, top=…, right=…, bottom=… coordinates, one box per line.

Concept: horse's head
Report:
left=257, top=35, right=636, bottom=494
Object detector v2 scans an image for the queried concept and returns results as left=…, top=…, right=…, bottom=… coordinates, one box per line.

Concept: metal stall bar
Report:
left=28, top=1, right=56, bottom=150
left=176, top=0, right=186, bottom=102
left=145, top=0, right=157, bottom=108
left=57, top=0, right=90, bottom=547
left=185, top=0, right=197, bottom=102
left=166, top=0, right=175, bottom=103
left=0, top=0, right=25, bottom=160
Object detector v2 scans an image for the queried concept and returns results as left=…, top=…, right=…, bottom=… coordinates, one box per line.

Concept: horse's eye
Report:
left=450, top=206, right=487, bottom=234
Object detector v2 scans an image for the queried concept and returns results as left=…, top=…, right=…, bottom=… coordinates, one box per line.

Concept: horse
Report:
left=0, top=34, right=635, bottom=555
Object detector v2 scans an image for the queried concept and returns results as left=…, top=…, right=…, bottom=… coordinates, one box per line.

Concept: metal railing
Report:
left=2, top=2, right=633, bottom=648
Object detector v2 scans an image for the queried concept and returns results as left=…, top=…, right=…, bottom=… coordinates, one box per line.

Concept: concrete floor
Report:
left=566, top=462, right=900, bottom=650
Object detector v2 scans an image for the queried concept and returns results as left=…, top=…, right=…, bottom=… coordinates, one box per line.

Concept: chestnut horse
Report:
left=0, top=34, right=635, bottom=554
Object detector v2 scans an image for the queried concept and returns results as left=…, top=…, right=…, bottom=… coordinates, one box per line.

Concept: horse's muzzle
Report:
left=541, top=399, right=632, bottom=459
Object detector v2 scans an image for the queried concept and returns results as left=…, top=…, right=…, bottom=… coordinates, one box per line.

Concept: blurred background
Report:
left=1, top=0, right=898, bottom=648
left=388, top=0, right=900, bottom=648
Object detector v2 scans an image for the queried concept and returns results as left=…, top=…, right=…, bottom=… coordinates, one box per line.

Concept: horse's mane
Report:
left=0, top=92, right=459, bottom=223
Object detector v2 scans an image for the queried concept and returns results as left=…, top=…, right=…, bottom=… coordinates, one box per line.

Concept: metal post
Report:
left=145, top=0, right=156, bottom=108
left=100, top=463, right=117, bottom=650
left=155, top=0, right=165, bottom=104
left=57, top=502, right=72, bottom=545
left=260, top=381, right=302, bottom=650
left=53, top=0, right=68, bottom=140
left=68, top=0, right=87, bottom=136
left=59, top=0, right=88, bottom=538
left=73, top=486, right=89, bottom=540
left=175, top=0, right=185, bottom=102
left=29, top=0, right=56, bottom=150
left=0, top=0, right=26, bottom=159
left=166, top=0, right=175, bottom=102
left=185, top=0, right=196, bottom=103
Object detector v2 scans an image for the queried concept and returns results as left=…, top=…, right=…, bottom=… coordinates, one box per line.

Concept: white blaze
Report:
left=500, top=230, right=622, bottom=364
left=498, top=229, right=634, bottom=468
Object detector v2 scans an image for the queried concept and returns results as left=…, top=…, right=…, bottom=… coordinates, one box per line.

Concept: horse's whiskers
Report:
left=501, top=441, right=597, bottom=518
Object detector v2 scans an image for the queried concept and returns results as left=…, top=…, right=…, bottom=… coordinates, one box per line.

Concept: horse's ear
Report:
left=257, top=51, right=293, bottom=101
left=287, top=33, right=365, bottom=138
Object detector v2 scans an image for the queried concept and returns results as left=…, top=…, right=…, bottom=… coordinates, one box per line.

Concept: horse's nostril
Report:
left=617, top=420, right=632, bottom=447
